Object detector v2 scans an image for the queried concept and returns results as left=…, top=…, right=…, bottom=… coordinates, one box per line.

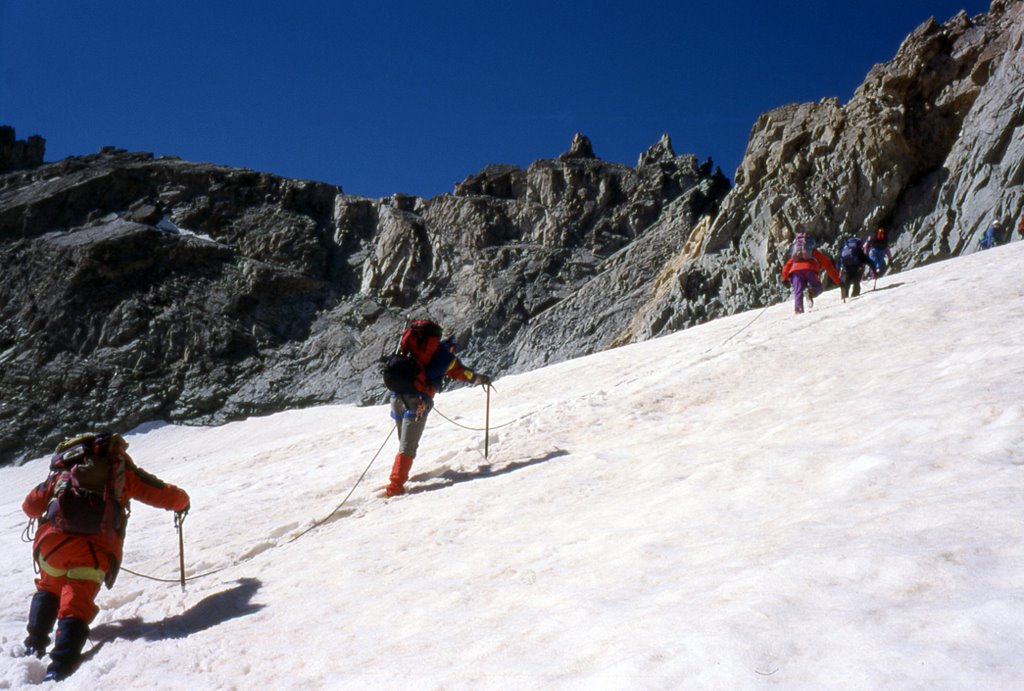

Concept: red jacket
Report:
left=399, top=325, right=480, bottom=400
left=781, top=248, right=841, bottom=285
left=412, top=343, right=477, bottom=399
left=23, top=447, right=189, bottom=569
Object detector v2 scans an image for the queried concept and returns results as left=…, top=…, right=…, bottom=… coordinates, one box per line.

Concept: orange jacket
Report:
left=781, top=248, right=841, bottom=285
left=24, top=451, right=189, bottom=569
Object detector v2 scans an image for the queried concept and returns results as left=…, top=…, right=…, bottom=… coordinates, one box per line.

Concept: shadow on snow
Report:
left=407, top=448, right=570, bottom=495
left=84, top=578, right=264, bottom=658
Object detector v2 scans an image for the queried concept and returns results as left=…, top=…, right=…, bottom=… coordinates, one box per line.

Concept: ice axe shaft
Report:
left=484, top=384, right=491, bottom=460
left=175, top=513, right=186, bottom=592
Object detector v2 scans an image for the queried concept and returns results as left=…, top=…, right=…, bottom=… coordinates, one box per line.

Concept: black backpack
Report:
left=380, top=320, right=443, bottom=394
left=381, top=352, right=421, bottom=394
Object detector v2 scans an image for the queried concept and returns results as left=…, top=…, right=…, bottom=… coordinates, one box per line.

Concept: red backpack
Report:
left=399, top=320, right=443, bottom=362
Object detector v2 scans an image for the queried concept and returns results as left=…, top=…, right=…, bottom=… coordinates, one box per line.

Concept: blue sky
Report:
left=0, top=1, right=993, bottom=199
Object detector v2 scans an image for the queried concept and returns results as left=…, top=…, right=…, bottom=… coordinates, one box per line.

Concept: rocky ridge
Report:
left=0, top=134, right=727, bottom=463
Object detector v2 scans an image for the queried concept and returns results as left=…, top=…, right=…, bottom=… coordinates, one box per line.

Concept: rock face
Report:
left=0, top=126, right=45, bottom=173
left=0, top=152, right=345, bottom=462
left=613, top=0, right=1024, bottom=344
left=1, top=0, right=1021, bottom=465
left=0, top=139, right=727, bottom=463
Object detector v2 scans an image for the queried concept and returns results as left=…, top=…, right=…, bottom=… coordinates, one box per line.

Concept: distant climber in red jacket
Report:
left=781, top=234, right=841, bottom=314
left=21, top=432, right=190, bottom=682
left=383, top=320, right=491, bottom=497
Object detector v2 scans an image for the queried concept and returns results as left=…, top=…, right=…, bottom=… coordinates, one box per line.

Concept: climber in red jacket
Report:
left=384, top=320, right=491, bottom=497
left=21, top=431, right=190, bottom=682
left=781, top=245, right=841, bottom=314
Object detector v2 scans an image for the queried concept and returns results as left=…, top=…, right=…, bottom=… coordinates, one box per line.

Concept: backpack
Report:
left=43, top=433, right=127, bottom=537
left=381, top=320, right=443, bottom=394
left=381, top=352, right=422, bottom=394
left=839, top=237, right=862, bottom=268
left=791, top=232, right=816, bottom=260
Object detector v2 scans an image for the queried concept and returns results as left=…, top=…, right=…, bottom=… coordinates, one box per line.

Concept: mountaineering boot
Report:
left=385, top=453, right=414, bottom=497
left=23, top=590, right=59, bottom=659
left=44, top=617, right=90, bottom=682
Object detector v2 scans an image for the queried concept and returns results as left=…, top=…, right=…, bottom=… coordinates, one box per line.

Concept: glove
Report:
left=473, top=373, right=491, bottom=386
left=176, top=501, right=190, bottom=518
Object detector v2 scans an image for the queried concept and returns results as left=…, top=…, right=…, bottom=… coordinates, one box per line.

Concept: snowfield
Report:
left=2, top=241, right=1023, bottom=690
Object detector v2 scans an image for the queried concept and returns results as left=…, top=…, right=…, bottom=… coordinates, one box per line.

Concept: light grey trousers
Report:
left=391, top=393, right=432, bottom=458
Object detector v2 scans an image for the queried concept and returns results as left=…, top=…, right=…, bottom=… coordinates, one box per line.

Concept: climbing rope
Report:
left=431, top=386, right=533, bottom=433
left=717, top=302, right=772, bottom=348
left=21, top=518, right=36, bottom=543
left=286, top=426, right=394, bottom=543
left=120, top=562, right=235, bottom=584
left=431, top=406, right=526, bottom=432
left=106, top=426, right=396, bottom=585
left=698, top=301, right=773, bottom=356
left=117, top=397, right=522, bottom=584
left=22, top=385, right=520, bottom=587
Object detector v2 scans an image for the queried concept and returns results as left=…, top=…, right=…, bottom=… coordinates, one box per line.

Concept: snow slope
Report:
left=2, top=241, right=1023, bottom=690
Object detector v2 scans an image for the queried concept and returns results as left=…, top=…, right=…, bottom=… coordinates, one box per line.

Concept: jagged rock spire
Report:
left=637, top=133, right=676, bottom=168
left=559, top=133, right=596, bottom=160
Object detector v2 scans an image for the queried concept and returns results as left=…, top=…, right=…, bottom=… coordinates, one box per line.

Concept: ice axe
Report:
left=484, top=383, right=491, bottom=460
left=174, top=510, right=187, bottom=592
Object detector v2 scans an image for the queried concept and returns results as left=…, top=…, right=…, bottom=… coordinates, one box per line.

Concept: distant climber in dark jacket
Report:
left=979, top=220, right=1002, bottom=250
left=836, top=235, right=874, bottom=301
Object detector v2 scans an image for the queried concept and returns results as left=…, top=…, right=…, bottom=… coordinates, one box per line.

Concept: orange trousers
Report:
left=34, top=533, right=111, bottom=623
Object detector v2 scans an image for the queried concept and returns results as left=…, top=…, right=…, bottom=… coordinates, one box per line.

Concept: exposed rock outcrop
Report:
left=0, top=126, right=45, bottom=173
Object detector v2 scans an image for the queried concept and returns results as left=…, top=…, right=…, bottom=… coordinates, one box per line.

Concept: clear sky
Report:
left=0, top=0, right=993, bottom=199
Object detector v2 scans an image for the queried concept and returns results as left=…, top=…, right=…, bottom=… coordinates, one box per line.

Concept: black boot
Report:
left=44, top=617, right=90, bottom=682
left=23, top=591, right=59, bottom=659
